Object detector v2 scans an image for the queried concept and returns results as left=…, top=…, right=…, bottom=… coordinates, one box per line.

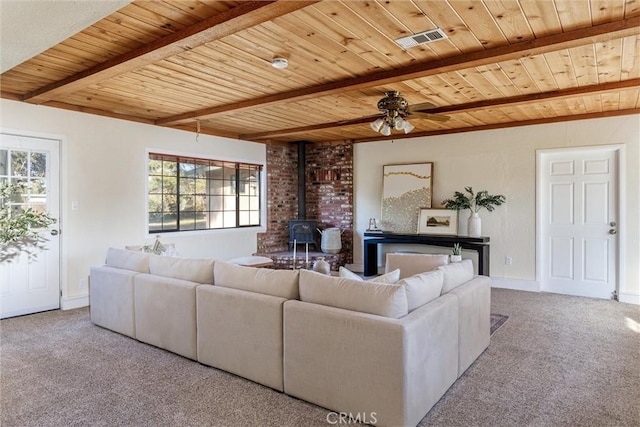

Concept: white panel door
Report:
left=0, top=133, right=60, bottom=318
left=540, top=148, right=618, bottom=299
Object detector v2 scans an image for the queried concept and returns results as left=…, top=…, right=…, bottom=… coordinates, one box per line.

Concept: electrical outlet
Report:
left=505, top=256, right=513, bottom=265
left=79, top=277, right=89, bottom=290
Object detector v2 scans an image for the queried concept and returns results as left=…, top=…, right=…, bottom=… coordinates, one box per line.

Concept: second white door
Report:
left=539, top=147, right=619, bottom=300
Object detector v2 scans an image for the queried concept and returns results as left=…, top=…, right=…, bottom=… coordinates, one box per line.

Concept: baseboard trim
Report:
left=490, top=277, right=540, bottom=293
left=619, top=293, right=640, bottom=305
left=61, top=295, right=89, bottom=310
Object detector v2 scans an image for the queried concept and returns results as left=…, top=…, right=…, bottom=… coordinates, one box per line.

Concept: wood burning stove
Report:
left=289, top=220, right=317, bottom=250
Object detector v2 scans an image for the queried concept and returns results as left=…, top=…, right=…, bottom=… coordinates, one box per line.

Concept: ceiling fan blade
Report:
left=410, top=112, right=451, bottom=122
left=408, top=101, right=438, bottom=112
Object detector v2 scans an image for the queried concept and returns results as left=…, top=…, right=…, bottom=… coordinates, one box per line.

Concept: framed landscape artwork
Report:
left=418, top=208, right=458, bottom=235
left=381, top=162, right=433, bottom=233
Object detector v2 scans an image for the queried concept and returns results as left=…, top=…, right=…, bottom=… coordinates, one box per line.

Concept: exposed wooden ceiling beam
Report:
left=157, top=16, right=640, bottom=126
left=352, top=109, right=640, bottom=144
left=242, top=79, right=640, bottom=140
left=22, top=1, right=319, bottom=104
left=243, top=117, right=377, bottom=140
left=41, top=101, right=156, bottom=125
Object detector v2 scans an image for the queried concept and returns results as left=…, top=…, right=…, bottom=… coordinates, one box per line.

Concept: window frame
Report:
left=146, top=151, right=264, bottom=234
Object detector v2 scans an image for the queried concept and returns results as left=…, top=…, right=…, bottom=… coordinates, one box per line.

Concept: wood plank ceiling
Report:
left=1, top=0, right=639, bottom=144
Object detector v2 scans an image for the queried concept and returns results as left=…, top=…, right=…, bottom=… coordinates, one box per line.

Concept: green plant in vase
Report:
left=442, top=187, right=505, bottom=237
left=451, top=243, right=462, bottom=262
left=0, top=182, right=57, bottom=263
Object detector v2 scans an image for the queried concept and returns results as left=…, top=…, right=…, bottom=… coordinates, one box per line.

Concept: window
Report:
left=148, top=153, right=262, bottom=232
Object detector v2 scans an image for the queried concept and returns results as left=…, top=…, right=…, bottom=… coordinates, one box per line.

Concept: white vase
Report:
left=468, top=213, right=481, bottom=237
left=312, top=257, right=331, bottom=275
left=450, top=254, right=462, bottom=263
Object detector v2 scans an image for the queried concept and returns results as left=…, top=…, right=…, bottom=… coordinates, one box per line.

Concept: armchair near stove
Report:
left=385, top=252, right=450, bottom=279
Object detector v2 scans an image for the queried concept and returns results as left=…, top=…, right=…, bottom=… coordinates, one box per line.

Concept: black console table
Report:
left=364, top=232, right=490, bottom=276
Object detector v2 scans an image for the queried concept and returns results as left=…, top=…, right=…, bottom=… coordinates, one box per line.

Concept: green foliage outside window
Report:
left=0, top=182, right=56, bottom=263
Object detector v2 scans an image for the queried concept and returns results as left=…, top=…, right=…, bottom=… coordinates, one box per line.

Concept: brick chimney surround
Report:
left=256, top=141, right=353, bottom=271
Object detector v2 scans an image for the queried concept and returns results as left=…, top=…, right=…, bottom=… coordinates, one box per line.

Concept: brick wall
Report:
left=256, top=142, right=298, bottom=253
left=305, top=141, right=354, bottom=264
left=257, top=140, right=354, bottom=265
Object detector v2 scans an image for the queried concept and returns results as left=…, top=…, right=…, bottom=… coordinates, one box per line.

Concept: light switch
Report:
left=71, top=200, right=79, bottom=211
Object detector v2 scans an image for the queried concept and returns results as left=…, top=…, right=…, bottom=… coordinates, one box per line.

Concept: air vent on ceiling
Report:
left=395, top=28, right=447, bottom=49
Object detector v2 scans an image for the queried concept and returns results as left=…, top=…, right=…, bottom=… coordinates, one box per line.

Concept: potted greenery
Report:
left=451, top=243, right=462, bottom=262
left=0, top=182, right=57, bottom=263
left=442, top=186, right=506, bottom=237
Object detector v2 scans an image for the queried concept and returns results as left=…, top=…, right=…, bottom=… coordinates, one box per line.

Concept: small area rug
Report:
left=490, top=313, right=508, bottom=335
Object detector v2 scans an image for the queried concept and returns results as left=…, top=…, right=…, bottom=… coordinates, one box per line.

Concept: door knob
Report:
left=609, top=229, right=617, bottom=235
left=610, top=221, right=617, bottom=227
left=50, top=229, right=59, bottom=236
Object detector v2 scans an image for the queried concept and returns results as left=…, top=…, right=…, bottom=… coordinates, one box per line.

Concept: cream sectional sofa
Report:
left=90, top=249, right=490, bottom=427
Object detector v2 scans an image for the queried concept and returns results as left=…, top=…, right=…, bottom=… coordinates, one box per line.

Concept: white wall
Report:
left=353, top=115, right=640, bottom=302
left=2, top=98, right=638, bottom=307
left=1, top=99, right=266, bottom=308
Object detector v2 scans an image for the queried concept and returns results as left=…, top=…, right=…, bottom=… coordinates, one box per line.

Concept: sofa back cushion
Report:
left=105, top=248, right=150, bottom=273
left=385, top=253, right=449, bottom=279
left=299, top=269, right=408, bottom=319
left=214, top=261, right=299, bottom=300
left=148, top=256, right=214, bottom=284
left=397, top=270, right=444, bottom=312
left=438, top=259, right=474, bottom=294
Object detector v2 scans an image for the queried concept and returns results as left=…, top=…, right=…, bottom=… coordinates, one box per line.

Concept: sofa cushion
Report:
left=339, top=266, right=401, bottom=284
left=299, top=269, right=408, bottom=319
left=105, top=248, right=150, bottom=273
left=397, top=270, right=444, bottom=312
left=148, top=255, right=214, bottom=284
left=385, top=253, right=449, bottom=279
left=438, top=259, right=474, bottom=294
left=214, top=260, right=299, bottom=300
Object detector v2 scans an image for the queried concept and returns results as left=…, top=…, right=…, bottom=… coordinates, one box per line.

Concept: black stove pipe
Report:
left=297, top=141, right=306, bottom=220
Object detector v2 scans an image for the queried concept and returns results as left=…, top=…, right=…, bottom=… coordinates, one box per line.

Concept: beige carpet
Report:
left=1, top=288, right=639, bottom=427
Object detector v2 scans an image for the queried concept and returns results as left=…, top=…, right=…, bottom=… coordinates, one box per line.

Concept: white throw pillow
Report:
left=438, top=259, right=474, bottom=294
left=148, top=255, right=214, bottom=284
left=214, top=260, right=299, bottom=300
left=339, top=266, right=401, bottom=284
left=105, top=248, right=150, bottom=273
left=299, top=269, right=408, bottom=319
left=397, top=270, right=444, bottom=312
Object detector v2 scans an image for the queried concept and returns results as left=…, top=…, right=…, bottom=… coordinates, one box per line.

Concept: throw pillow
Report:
left=438, top=259, right=474, bottom=294
left=339, top=266, right=401, bottom=284
left=299, top=269, right=408, bottom=319
left=397, top=270, right=444, bottom=312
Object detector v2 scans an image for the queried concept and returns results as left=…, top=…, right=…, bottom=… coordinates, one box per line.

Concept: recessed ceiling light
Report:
left=271, top=57, right=288, bottom=69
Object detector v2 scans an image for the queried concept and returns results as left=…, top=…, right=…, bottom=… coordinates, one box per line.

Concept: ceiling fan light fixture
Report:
left=380, top=123, right=392, bottom=136
left=394, top=117, right=406, bottom=130
left=271, top=57, right=288, bottom=69
left=403, top=120, right=415, bottom=134
left=370, top=117, right=384, bottom=132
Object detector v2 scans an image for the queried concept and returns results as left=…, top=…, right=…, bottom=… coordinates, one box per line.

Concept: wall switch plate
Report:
left=71, top=200, right=79, bottom=211
left=505, top=256, right=513, bottom=265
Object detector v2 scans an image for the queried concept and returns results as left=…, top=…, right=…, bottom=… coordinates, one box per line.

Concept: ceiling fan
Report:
left=370, top=91, right=450, bottom=136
